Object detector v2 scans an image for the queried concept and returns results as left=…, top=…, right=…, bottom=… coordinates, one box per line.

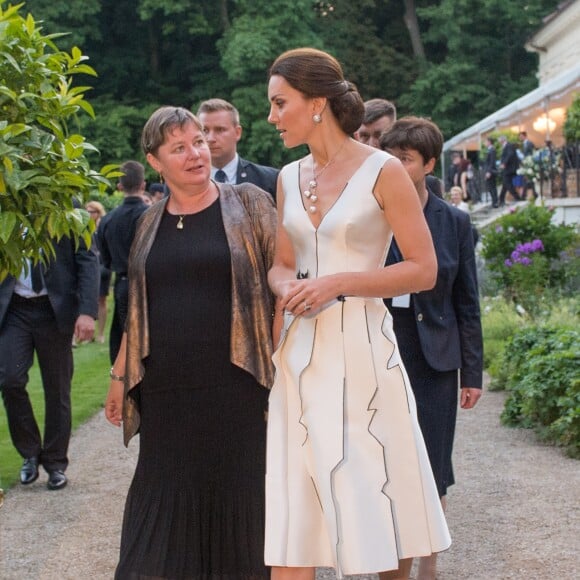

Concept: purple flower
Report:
left=511, top=250, right=521, bottom=261
left=495, top=225, right=503, bottom=233
left=509, top=207, right=517, bottom=213
left=504, top=259, right=513, bottom=267
left=519, top=257, right=532, bottom=266
left=531, top=239, right=544, bottom=252
left=517, top=242, right=533, bottom=254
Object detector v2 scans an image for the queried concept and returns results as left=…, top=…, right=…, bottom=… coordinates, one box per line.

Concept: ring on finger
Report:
left=303, top=302, right=312, bottom=311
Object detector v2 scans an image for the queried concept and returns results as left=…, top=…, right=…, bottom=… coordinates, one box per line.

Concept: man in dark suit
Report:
left=380, top=117, right=483, bottom=579
left=96, top=160, right=149, bottom=364
left=483, top=136, right=499, bottom=207
left=354, top=98, right=396, bottom=148
left=0, top=234, right=99, bottom=490
left=519, top=130, right=535, bottom=157
left=518, top=130, right=537, bottom=199
left=197, top=98, right=279, bottom=197
left=498, top=135, right=522, bottom=205
left=356, top=97, right=444, bottom=198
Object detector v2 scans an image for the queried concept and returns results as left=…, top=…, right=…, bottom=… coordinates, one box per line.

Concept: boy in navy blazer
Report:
left=380, top=117, right=483, bottom=579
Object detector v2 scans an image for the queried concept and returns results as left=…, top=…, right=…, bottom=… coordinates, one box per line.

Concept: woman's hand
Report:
left=105, top=380, right=124, bottom=427
left=279, top=276, right=341, bottom=316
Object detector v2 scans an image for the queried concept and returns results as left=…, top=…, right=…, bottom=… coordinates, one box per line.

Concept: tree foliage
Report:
left=401, top=0, right=559, bottom=137
left=0, top=2, right=118, bottom=280
left=2, top=0, right=563, bottom=172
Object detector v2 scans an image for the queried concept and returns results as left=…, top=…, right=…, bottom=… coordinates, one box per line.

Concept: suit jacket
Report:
left=500, top=142, right=519, bottom=176
left=236, top=157, right=279, bottom=198
left=522, top=139, right=534, bottom=157
left=385, top=192, right=483, bottom=388
left=0, top=237, right=99, bottom=335
left=483, top=145, right=497, bottom=175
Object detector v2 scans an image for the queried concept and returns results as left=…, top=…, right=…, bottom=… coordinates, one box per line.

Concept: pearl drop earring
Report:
left=313, top=114, right=322, bottom=124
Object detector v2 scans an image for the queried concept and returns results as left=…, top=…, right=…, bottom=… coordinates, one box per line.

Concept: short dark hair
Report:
left=362, top=98, right=396, bottom=125
left=379, top=116, right=443, bottom=164
left=119, top=161, right=145, bottom=194
left=269, top=47, right=365, bottom=135
left=148, top=183, right=165, bottom=194
left=196, top=98, right=240, bottom=126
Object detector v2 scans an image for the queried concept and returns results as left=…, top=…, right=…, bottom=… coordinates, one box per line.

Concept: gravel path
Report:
left=1, top=383, right=578, bottom=579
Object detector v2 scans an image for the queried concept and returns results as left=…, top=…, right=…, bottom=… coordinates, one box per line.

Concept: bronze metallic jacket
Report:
left=121, top=183, right=277, bottom=445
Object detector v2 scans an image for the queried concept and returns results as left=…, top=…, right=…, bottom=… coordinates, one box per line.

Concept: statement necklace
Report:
left=304, top=138, right=349, bottom=214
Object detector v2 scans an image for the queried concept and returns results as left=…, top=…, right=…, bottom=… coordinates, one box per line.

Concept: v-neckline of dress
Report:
left=298, top=151, right=384, bottom=231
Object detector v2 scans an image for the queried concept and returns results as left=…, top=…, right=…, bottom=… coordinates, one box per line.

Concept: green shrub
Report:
left=480, top=204, right=578, bottom=317
left=500, top=327, right=580, bottom=458
left=88, top=190, right=124, bottom=213
left=481, top=297, right=522, bottom=383
left=0, top=3, right=120, bottom=280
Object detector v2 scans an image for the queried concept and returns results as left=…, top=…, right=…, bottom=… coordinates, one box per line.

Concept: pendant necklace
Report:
left=176, top=215, right=184, bottom=230
left=304, top=138, right=349, bottom=214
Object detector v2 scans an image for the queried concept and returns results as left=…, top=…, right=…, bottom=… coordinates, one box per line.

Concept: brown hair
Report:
left=269, top=47, right=364, bottom=135
left=379, top=116, right=443, bottom=164
left=362, top=98, right=396, bottom=125
left=141, top=106, right=203, bottom=156
left=196, top=98, right=240, bottom=126
left=119, top=161, right=145, bottom=194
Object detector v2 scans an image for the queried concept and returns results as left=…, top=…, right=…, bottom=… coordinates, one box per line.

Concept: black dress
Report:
left=116, top=200, right=269, bottom=579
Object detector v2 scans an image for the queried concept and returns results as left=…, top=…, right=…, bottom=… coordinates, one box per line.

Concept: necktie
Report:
left=214, top=169, right=227, bottom=183
left=31, top=262, right=44, bottom=293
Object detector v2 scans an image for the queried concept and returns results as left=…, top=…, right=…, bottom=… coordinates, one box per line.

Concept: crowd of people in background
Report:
left=2, top=46, right=504, bottom=580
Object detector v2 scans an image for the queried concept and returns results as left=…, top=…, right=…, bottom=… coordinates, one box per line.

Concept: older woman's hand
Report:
left=105, top=380, right=124, bottom=427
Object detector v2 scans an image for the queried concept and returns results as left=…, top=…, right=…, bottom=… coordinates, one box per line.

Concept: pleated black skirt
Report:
left=115, top=375, right=269, bottom=580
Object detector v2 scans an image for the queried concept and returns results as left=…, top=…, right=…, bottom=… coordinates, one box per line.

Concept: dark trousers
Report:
left=485, top=175, right=498, bottom=206
left=109, top=275, right=129, bottom=364
left=0, top=295, right=73, bottom=472
left=499, top=172, right=521, bottom=205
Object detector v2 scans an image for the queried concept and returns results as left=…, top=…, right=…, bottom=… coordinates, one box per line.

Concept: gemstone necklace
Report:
left=304, top=138, right=349, bottom=214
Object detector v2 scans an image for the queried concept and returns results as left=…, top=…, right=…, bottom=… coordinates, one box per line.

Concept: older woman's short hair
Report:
left=141, top=106, right=203, bottom=156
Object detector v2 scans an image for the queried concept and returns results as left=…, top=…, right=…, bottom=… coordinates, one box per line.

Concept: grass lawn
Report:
left=0, top=333, right=111, bottom=490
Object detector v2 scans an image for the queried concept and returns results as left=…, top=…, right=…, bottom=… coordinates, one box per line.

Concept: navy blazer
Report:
left=500, top=142, right=519, bottom=176
left=385, top=192, right=483, bottom=388
left=483, top=145, right=497, bottom=175
left=236, top=157, right=279, bottom=199
left=0, top=237, right=99, bottom=335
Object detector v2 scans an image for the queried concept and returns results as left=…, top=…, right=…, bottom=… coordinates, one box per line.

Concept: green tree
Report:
left=400, top=0, right=560, bottom=137
left=218, top=0, right=323, bottom=167
left=0, top=2, right=117, bottom=281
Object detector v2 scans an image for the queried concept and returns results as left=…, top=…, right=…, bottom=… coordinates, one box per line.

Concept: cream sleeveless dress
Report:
left=265, top=150, right=451, bottom=576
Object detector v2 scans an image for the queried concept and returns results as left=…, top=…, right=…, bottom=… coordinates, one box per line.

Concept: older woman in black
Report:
left=105, top=106, right=276, bottom=579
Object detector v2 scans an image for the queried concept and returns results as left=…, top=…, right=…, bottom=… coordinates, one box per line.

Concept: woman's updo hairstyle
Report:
left=269, top=48, right=364, bottom=136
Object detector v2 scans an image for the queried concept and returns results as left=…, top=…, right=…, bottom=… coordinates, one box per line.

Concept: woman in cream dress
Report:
left=265, top=48, right=451, bottom=580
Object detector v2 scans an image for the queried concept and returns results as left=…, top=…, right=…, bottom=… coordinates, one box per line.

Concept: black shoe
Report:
left=47, top=470, right=67, bottom=491
left=20, top=457, right=39, bottom=485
